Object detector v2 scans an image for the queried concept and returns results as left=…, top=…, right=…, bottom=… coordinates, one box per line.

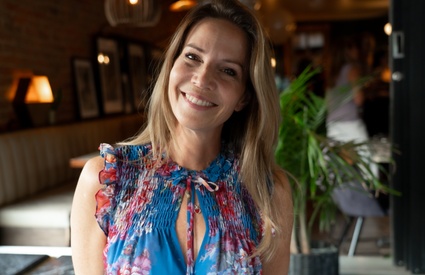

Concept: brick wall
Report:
left=0, top=0, right=182, bottom=132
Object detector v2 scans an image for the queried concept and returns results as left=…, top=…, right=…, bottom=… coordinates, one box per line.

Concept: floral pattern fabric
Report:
left=96, top=143, right=263, bottom=274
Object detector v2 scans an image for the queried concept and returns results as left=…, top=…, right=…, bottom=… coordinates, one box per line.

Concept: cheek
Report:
left=232, top=86, right=247, bottom=110
left=168, top=67, right=181, bottom=98
left=169, top=66, right=178, bottom=87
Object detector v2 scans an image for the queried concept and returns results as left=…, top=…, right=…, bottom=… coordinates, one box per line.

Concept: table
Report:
left=0, top=254, right=48, bottom=275
left=370, top=136, right=391, bottom=164
left=69, top=152, right=98, bottom=168
left=0, top=246, right=73, bottom=274
left=25, top=255, right=74, bottom=274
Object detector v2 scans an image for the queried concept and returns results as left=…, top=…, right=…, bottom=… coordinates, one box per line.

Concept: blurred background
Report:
left=0, top=0, right=424, bottom=274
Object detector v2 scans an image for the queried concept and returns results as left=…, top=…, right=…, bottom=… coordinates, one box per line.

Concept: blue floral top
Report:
left=95, top=143, right=263, bottom=274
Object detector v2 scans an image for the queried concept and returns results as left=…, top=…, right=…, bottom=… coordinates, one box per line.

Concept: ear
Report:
left=234, top=91, right=251, bottom=112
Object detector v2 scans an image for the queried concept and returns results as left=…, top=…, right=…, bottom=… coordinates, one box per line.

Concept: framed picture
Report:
left=127, top=43, right=148, bottom=111
left=96, top=37, right=124, bottom=114
left=72, top=58, right=100, bottom=119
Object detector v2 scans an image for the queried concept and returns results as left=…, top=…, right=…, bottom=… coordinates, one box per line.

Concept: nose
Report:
left=191, top=66, right=214, bottom=90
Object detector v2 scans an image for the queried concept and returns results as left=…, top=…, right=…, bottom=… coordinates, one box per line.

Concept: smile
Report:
left=184, top=93, right=215, bottom=107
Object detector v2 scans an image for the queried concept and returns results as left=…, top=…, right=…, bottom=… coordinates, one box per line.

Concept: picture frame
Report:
left=96, top=37, right=124, bottom=114
left=72, top=58, right=100, bottom=119
left=127, top=43, right=148, bottom=112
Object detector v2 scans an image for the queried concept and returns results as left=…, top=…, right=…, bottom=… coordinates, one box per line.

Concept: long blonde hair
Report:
left=125, top=0, right=283, bottom=260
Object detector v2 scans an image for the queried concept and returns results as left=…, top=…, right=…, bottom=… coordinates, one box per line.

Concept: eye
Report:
left=185, top=52, right=201, bottom=62
left=222, top=68, right=237, bottom=77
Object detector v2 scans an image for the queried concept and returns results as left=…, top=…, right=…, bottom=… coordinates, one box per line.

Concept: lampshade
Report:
left=13, top=76, right=54, bottom=128
left=25, top=76, right=54, bottom=103
left=104, top=0, right=161, bottom=27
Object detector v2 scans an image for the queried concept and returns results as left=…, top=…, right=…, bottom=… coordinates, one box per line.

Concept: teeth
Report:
left=185, top=94, right=214, bottom=107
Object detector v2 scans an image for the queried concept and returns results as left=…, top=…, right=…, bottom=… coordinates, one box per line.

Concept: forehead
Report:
left=184, top=18, right=249, bottom=61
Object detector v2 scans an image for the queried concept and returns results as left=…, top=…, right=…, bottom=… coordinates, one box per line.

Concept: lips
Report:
left=184, top=93, right=215, bottom=107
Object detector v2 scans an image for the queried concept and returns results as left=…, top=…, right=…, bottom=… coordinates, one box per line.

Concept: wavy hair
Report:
left=124, top=0, right=283, bottom=260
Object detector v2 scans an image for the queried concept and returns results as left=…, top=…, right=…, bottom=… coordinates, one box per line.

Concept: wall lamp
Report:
left=13, top=76, right=54, bottom=128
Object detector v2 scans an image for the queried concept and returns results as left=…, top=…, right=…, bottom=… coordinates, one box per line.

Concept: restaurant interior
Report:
left=0, top=0, right=424, bottom=274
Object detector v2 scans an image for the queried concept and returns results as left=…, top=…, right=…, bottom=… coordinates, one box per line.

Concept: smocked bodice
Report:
left=95, top=143, right=263, bottom=274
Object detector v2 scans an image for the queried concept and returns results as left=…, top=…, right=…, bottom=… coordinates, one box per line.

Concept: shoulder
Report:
left=78, top=156, right=104, bottom=192
left=261, top=168, right=293, bottom=274
left=272, top=168, right=293, bottom=233
left=272, top=168, right=292, bottom=206
left=273, top=169, right=293, bottom=243
left=86, top=155, right=104, bottom=170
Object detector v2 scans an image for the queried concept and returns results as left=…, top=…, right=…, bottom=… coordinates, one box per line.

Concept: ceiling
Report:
left=267, top=0, right=389, bottom=22
left=110, top=0, right=389, bottom=47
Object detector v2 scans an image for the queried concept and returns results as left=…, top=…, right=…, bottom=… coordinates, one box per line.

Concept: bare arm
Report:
left=71, top=156, right=106, bottom=274
left=263, top=170, right=294, bottom=275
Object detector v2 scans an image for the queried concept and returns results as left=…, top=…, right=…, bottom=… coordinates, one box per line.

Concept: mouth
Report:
left=183, top=93, right=216, bottom=107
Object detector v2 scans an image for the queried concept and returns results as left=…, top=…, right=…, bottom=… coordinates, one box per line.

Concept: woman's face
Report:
left=168, top=18, right=249, bottom=136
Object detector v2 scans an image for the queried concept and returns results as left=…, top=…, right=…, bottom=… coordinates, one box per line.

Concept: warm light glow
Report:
left=285, top=23, right=297, bottom=32
left=381, top=68, right=391, bottom=83
left=253, top=2, right=261, bottom=10
left=271, top=57, right=276, bottom=68
left=384, top=22, right=392, bottom=36
left=129, top=0, right=138, bottom=4
left=25, top=76, right=54, bottom=103
left=98, top=54, right=105, bottom=63
left=169, top=0, right=197, bottom=12
left=98, top=53, right=110, bottom=64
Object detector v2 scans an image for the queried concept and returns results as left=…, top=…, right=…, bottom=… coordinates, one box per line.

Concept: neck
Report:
left=168, top=127, right=222, bottom=171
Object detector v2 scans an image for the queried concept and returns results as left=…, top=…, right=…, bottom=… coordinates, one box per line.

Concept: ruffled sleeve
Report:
left=95, top=143, right=117, bottom=235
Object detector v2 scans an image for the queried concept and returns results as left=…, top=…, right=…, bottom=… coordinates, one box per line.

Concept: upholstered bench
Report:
left=0, top=114, right=143, bottom=246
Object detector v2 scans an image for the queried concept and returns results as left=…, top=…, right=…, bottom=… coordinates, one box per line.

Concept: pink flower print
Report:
left=132, top=249, right=151, bottom=275
left=222, top=234, right=236, bottom=252
left=235, top=248, right=248, bottom=265
left=118, top=262, right=132, bottom=275
left=122, top=242, right=135, bottom=256
left=199, top=244, right=218, bottom=262
left=105, top=152, right=116, bottom=164
left=156, top=161, right=174, bottom=177
left=100, top=169, right=117, bottom=183
left=96, top=190, right=110, bottom=212
left=186, top=248, right=194, bottom=267
left=107, top=224, right=120, bottom=243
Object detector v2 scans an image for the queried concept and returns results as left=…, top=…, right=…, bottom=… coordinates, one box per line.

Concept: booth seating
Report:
left=0, top=114, right=143, bottom=246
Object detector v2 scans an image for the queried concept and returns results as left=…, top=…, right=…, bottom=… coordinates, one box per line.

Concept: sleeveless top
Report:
left=95, top=143, right=263, bottom=274
left=327, top=63, right=361, bottom=123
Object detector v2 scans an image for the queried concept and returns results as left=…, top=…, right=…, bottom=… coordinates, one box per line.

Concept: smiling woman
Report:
left=168, top=18, right=249, bottom=137
left=71, top=1, right=293, bottom=274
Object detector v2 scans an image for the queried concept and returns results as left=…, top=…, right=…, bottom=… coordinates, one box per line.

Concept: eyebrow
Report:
left=185, top=43, right=246, bottom=71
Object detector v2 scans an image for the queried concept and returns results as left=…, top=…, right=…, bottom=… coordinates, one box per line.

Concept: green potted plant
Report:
left=275, top=67, right=395, bottom=274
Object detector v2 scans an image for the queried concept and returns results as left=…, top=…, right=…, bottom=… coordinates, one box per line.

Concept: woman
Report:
left=71, top=0, right=292, bottom=274
left=326, top=34, right=373, bottom=142
left=326, top=34, right=378, bottom=178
